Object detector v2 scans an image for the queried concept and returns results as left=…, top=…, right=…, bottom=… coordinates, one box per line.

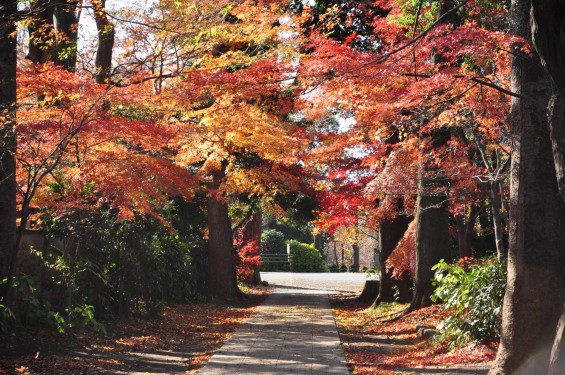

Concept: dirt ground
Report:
left=0, top=290, right=268, bottom=375
left=330, top=291, right=495, bottom=375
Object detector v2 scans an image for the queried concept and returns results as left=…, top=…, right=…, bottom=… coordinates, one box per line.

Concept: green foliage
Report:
left=0, top=300, right=14, bottom=332
left=365, top=265, right=380, bottom=279
left=112, top=104, right=158, bottom=121
left=431, top=257, right=506, bottom=347
left=1, top=276, right=105, bottom=334
left=288, top=240, right=328, bottom=273
left=261, top=229, right=286, bottom=254
left=260, top=229, right=288, bottom=271
left=39, top=201, right=207, bottom=318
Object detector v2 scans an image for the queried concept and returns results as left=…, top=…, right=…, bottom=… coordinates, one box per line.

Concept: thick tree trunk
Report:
left=409, top=0, right=459, bottom=312
left=410, top=175, right=451, bottom=310
left=371, top=214, right=411, bottom=308
left=26, top=0, right=56, bottom=64
left=489, top=1, right=565, bottom=373
left=92, top=0, right=115, bottom=83
left=0, top=1, right=18, bottom=303
left=529, top=3, right=565, bottom=374
left=54, top=0, right=80, bottom=72
left=207, top=166, right=240, bottom=299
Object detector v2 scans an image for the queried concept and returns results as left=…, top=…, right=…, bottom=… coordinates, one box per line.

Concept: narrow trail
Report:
left=194, top=287, right=349, bottom=374
left=193, top=273, right=365, bottom=374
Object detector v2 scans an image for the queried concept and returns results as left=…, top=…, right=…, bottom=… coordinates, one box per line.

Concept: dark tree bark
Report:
left=26, top=0, right=56, bottom=64
left=0, top=1, right=18, bottom=301
left=92, top=0, right=115, bottom=83
left=207, top=165, right=240, bottom=299
left=351, top=243, right=360, bottom=272
left=409, top=0, right=460, bottom=311
left=489, top=0, right=565, bottom=373
left=410, top=170, right=452, bottom=310
left=528, top=2, right=565, bottom=374
left=455, top=204, right=478, bottom=258
left=53, top=0, right=80, bottom=71
left=370, top=213, right=412, bottom=308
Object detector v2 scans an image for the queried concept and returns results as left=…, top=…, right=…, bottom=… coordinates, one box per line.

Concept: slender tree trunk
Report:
left=92, top=0, right=115, bottom=83
left=207, top=165, right=240, bottom=299
left=490, top=180, right=506, bottom=261
left=371, top=213, right=411, bottom=308
left=489, top=1, right=565, bottom=373
left=351, top=243, right=360, bottom=272
left=456, top=204, right=477, bottom=258
left=0, top=1, right=18, bottom=304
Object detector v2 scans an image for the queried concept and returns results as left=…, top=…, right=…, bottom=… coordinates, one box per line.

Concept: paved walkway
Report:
left=194, top=286, right=351, bottom=374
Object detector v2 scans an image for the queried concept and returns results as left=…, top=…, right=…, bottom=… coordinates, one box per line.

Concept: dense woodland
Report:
left=1, top=0, right=565, bottom=373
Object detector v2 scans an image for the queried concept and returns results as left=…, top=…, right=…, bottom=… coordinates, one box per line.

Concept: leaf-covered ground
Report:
left=330, top=292, right=497, bottom=375
left=0, top=288, right=269, bottom=374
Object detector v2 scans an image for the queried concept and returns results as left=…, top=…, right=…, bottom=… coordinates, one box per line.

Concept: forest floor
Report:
left=0, top=287, right=269, bottom=374
left=330, top=292, right=497, bottom=375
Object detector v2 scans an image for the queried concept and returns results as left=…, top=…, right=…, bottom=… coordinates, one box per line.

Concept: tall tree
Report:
left=206, top=163, right=240, bottom=299
left=92, top=0, right=114, bottom=83
left=489, top=0, right=565, bottom=373
left=410, top=0, right=462, bottom=311
left=372, top=212, right=412, bottom=307
left=54, top=0, right=81, bottom=71
left=0, top=0, right=18, bottom=298
left=26, top=0, right=56, bottom=64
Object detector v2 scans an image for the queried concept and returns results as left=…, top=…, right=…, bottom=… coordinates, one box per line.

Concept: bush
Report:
left=431, top=257, right=506, bottom=348
left=260, top=229, right=288, bottom=271
left=288, top=240, right=328, bottom=273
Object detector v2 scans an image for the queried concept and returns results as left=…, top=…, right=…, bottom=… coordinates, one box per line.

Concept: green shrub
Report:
left=260, top=229, right=288, bottom=271
left=288, top=240, right=328, bottom=273
left=431, top=257, right=506, bottom=348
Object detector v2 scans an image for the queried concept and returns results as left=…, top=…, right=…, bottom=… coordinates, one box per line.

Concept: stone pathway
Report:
left=194, top=287, right=350, bottom=374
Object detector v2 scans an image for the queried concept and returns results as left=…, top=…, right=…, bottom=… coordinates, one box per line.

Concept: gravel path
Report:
left=260, top=272, right=367, bottom=293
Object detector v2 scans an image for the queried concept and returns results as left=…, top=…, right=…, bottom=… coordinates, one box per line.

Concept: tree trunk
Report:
left=26, top=0, right=56, bottom=64
left=410, top=173, right=451, bottom=310
left=0, top=1, right=18, bottom=304
left=456, top=204, right=478, bottom=259
left=54, top=0, right=80, bottom=72
left=549, top=305, right=565, bottom=375
left=92, top=0, right=115, bottom=83
left=489, top=1, right=565, bottom=373
left=490, top=180, right=506, bottom=261
left=351, top=243, right=360, bottom=272
left=358, top=279, right=380, bottom=303
left=207, top=165, right=240, bottom=299
left=371, top=214, right=411, bottom=308
left=409, top=0, right=459, bottom=312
